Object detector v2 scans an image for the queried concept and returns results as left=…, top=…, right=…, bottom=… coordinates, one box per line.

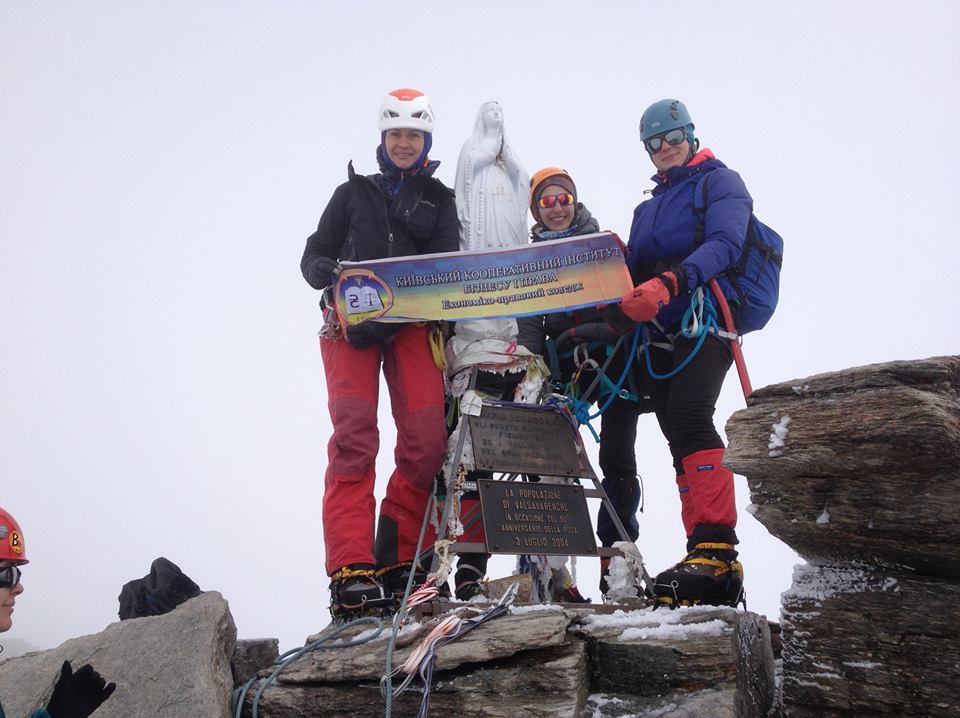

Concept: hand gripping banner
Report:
left=333, top=231, right=631, bottom=325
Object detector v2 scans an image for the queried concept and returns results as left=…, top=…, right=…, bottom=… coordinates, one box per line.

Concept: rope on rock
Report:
left=232, top=615, right=387, bottom=718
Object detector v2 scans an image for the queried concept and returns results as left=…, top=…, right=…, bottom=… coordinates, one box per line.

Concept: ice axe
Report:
left=708, top=278, right=753, bottom=402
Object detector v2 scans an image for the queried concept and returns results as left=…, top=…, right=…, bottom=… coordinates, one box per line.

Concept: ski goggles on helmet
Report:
left=0, top=565, right=22, bottom=589
left=537, top=192, right=575, bottom=209
left=644, top=127, right=687, bottom=154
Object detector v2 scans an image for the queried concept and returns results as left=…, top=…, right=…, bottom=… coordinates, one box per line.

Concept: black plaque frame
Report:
left=478, top=479, right=597, bottom=556
left=466, top=402, right=596, bottom=479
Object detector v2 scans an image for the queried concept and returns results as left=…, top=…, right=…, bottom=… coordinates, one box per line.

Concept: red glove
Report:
left=619, top=272, right=681, bottom=323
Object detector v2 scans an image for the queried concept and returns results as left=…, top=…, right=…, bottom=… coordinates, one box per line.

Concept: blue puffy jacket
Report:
left=626, top=150, right=752, bottom=333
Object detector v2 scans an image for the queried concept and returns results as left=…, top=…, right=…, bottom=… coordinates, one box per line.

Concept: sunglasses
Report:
left=644, top=128, right=687, bottom=154
left=538, top=192, right=574, bottom=209
left=0, top=565, right=22, bottom=589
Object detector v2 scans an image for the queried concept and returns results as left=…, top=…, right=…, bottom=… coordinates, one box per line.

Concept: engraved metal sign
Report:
left=478, top=479, right=598, bottom=556
left=467, top=403, right=596, bottom=478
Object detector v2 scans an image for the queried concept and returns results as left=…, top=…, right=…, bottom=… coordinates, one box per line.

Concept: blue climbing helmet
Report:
left=639, top=98, right=695, bottom=141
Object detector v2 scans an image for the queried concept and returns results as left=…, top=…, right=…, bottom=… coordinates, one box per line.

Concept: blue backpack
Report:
left=693, top=174, right=783, bottom=334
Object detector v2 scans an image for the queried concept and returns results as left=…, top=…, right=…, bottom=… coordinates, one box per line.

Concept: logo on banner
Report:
left=338, top=270, right=393, bottom=324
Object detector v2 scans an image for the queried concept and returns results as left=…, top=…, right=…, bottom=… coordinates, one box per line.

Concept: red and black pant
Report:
left=644, top=332, right=738, bottom=549
left=320, top=324, right=447, bottom=575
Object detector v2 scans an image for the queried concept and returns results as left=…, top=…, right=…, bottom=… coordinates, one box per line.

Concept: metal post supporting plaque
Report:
left=424, top=397, right=654, bottom=596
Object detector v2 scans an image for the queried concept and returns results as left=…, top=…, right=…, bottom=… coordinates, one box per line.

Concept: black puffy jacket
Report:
left=516, top=204, right=613, bottom=355
left=301, top=161, right=460, bottom=289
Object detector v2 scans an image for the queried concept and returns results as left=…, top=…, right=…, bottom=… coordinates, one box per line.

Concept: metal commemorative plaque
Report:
left=478, top=479, right=598, bottom=556
left=466, top=403, right=596, bottom=478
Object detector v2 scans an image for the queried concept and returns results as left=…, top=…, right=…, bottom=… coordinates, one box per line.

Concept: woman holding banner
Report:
left=299, top=88, right=460, bottom=620
left=516, top=167, right=647, bottom=599
left=602, top=98, right=748, bottom=608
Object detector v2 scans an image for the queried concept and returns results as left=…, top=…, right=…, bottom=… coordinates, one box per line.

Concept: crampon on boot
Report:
left=652, top=542, right=745, bottom=609
left=329, top=565, right=394, bottom=621
left=377, top=561, right=450, bottom=602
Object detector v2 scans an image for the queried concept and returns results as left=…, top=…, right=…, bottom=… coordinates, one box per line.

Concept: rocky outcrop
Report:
left=0, top=591, right=237, bottom=718
left=239, top=603, right=775, bottom=717
left=726, top=355, right=960, bottom=717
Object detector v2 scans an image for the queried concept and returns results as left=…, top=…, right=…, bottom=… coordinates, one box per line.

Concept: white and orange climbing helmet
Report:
left=377, top=88, right=436, bottom=132
left=0, top=506, right=28, bottom=565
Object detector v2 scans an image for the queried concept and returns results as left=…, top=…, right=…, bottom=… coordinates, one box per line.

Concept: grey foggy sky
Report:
left=1, top=1, right=958, bottom=654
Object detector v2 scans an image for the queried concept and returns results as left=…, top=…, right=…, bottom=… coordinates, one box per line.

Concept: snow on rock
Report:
left=767, top=414, right=791, bottom=457
left=508, top=603, right=566, bottom=615
left=783, top=562, right=898, bottom=605
left=620, top=619, right=728, bottom=642
left=577, top=605, right=734, bottom=643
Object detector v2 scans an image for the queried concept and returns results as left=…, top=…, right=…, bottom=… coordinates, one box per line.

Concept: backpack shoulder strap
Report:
left=692, top=173, right=712, bottom=247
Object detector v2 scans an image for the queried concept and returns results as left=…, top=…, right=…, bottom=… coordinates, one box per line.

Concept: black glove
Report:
left=345, top=321, right=399, bottom=349
left=47, top=660, right=116, bottom=718
left=309, top=256, right=341, bottom=290
left=599, top=303, right=638, bottom=336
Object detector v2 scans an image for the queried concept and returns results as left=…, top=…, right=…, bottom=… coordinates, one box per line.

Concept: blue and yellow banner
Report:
left=334, top=231, right=631, bottom=325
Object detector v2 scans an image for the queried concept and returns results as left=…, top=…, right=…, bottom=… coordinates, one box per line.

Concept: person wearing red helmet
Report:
left=0, top=507, right=116, bottom=718
left=300, top=89, right=460, bottom=619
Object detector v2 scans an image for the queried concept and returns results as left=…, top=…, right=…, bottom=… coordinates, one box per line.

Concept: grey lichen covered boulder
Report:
left=726, top=355, right=960, bottom=716
left=572, top=605, right=775, bottom=718
left=725, top=355, right=960, bottom=576
left=0, top=591, right=237, bottom=718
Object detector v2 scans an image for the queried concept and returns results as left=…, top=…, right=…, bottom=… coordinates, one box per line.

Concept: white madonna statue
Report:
left=455, top=101, right=529, bottom=252
left=448, top=101, right=532, bottom=373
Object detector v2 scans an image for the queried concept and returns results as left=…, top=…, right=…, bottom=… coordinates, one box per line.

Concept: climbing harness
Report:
left=558, top=327, right=641, bottom=442
left=428, top=323, right=446, bottom=371
left=641, top=282, right=753, bottom=403
left=318, top=287, right=342, bottom=340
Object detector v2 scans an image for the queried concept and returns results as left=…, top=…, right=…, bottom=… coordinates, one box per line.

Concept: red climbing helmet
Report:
left=0, top=506, right=28, bottom=565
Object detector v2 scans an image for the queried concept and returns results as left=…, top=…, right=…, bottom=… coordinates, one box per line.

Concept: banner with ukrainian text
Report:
left=333, top=232, right=631, bottom=325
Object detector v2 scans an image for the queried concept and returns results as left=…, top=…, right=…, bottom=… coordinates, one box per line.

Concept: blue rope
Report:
left=565, top=325, right=642, bottom=441
left=643, top=288, right=718, bottom=381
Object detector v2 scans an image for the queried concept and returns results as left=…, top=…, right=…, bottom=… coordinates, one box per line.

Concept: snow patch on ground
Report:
left=746, top=503, right=758, bottom=515
left=768, top=415, right=791, bottom=457
left=584, top=693, right=624, bottom=718
left=508, top=603, right=566, bottom=615
left=620, top=619, right=728, bottom=642
left=578, top=605, right=732, bottom=642
left=844, top=660, right=882, bottom=669
left=816, top=508, right=830, bottom=525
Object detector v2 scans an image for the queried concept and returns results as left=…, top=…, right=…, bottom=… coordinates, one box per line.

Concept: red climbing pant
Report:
left=320, top=323, right=447, bottom=575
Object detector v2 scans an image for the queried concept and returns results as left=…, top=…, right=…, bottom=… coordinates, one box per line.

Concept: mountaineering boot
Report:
left=376, top=561, right=449, bottom=600
left=329, top=564, right=394, bottom=620
left=652, top=542, right=744, bottom=608
left=454, top=554, right=487, bottom=601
